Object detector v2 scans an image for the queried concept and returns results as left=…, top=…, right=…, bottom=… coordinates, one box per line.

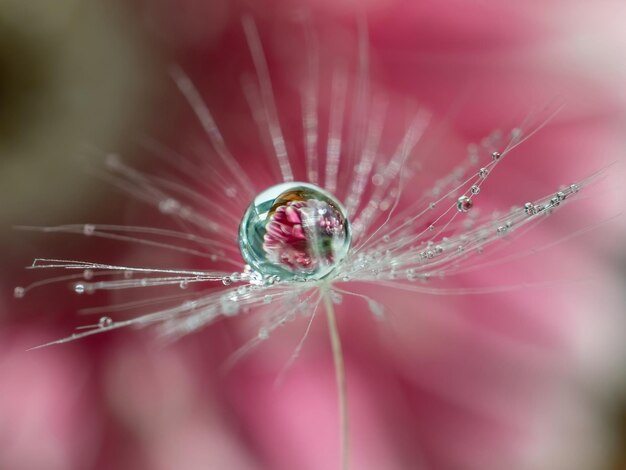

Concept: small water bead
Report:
left=222, top=276, right=232, bottom=286
left=491, top=151, right=502, bottom=161
left=83, top=269, right=94, bottom=280
left=74, top=283, right=86, bottom=294
left=239, top=182, right=351, bottom=281
left=470, top=185, right=480, bottom=195
left=98, top=316, right=113, bottom=328
left=371, top=174, right=384, bottom=186
left=83, top=224, right=95, bottom=236
left=456, top=195, right=473, bottom=213
left=13, top=286, right=25, bottom=299
left=478, top=168, right=489, bottom=178
left=524, top=202, right=537, bottom=216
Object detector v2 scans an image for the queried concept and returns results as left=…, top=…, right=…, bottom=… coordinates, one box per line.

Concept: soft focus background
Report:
left=2, top=1, right=626, bottom=469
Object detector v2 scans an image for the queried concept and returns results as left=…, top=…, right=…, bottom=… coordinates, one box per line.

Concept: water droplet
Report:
left=263, top=295, right=272, bottom=304
left=456, top=195, right=473, bottom=213
left=98, top=316, right=113, bottom=328
left=371, top=174, right=384, bottom=186
left=258, top=327, right=269, bottom=340
left=491, top=151, right=502, bottom=161
left=556, top=191, right=566, bottom=201
left=524, top=202, right=537, bottom=215
left=74, top=283, right=86, bottom=294
left=222, top=276, right=232, bottom=286
left=428, top=224, right=435, bottom=232
left=238, top=182, right=351, bottom=281
left=179, top=280, right=189, bottom=289
left=83, top=269, right=94, bottom=280
left=429, top=202, right=436, bottom=210
left=83, top=224, right=95, bottom=236
left=13, top=287, right=25, bottom=298
left=478, top=168, right=489, bottom=178
left=570, top=183, right=580, bottom=193
left=470, top=185, right=480, bottom=195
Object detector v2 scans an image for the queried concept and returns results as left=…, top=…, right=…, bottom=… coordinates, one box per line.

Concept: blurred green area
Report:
left=0, top=0, right=160, bottom=256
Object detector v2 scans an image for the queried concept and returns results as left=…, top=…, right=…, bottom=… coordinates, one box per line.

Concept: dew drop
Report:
left=456, top=195, right=473, bottom=213
left=470, top=185, right=480, bottom=195
left=478, top=168, right=489, bottom=178
left=83, top=269, right=94, bottom=280
left=524, top=202, right=537, bottom=215
left=83, top=224, right=95, bottom=236
left=222, top=276, right=232, bottom=286
left=263, top=294, right=272, bottom=304
left=491, top=151, right=502, bottom=161
left=13, top=286, right=25, bottom=299
left=98, top=316, right=113, bottom=328
left=371, top=174, right=384, bottom=186
left=74, top=283, right=86, bottom=294
left=179, top=280, right=189, bottom=289
left=238, top=182, right=351, bottom=281
left=258, top=327, right=269, bottom=340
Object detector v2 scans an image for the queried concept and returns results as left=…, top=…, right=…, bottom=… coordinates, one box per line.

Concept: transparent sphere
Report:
left=238, top=182, right=351, bottom=281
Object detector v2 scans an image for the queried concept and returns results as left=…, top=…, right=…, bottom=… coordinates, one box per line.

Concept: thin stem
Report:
left=322, top=285, right=349, bottom=470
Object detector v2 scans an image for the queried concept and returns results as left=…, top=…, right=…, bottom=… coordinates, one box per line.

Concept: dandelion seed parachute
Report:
left=15, top=15, right=598, bottom=350
left=10, top=4, right=626, bottom=469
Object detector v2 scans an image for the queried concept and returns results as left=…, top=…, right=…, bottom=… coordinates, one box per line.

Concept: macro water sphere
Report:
left=239, top=182, right=351, bottom=282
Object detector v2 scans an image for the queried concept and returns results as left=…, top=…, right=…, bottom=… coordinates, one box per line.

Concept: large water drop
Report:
left=239, top=182, right=351, bottom=281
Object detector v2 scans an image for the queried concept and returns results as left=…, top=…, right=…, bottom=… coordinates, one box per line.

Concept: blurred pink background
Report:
left=2, top=1, right=626, bottom=469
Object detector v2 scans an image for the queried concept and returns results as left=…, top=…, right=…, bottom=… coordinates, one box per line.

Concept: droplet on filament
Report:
left=238, top=182, right=351, bottom=281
